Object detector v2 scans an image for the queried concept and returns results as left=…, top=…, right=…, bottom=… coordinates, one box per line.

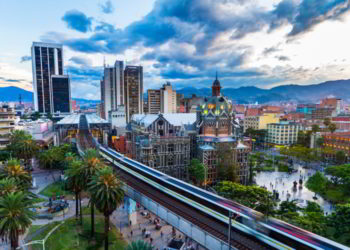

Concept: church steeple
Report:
left=212, top=71, right=221, bottom=96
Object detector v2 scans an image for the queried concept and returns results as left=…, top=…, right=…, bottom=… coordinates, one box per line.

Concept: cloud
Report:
left=62, top=10, right=93, bottom=33
left=99, top=0, right=114, bottom=14
left=263, top=46, right=280, bottom=56
left=69, top=56, right=92, bottom=66
left=288, top=0, right=350, bottom=36
left=20, top=56, right=31, bottom=63
left=66, top=65, right=102, bottom=81
left=275, top=55, right=290, bottom=61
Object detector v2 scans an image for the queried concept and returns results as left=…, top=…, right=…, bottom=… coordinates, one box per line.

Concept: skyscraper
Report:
left=124, top=65, right=143, bottom=122
left=31, top=42, right=71, bottom=113
left=160, top=82, right=177, bottom=113
left=147, top=89, right=161, bottom=114
left=100, top=60, right=124, bottom=119
left=51, top=75, right=71, bottom=113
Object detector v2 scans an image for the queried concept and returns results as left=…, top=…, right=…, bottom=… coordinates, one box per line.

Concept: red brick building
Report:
left=332, top=117, right=350, bottom=131
left=323, top=132, right=350, bottom=155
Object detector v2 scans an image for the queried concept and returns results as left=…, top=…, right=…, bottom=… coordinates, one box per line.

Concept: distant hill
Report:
left=177, top=79, right=350, bottom=103
left=2, top=79, right=350, bottom=105
left=0, top=86, right=33, bottom=102
left=0, top=87, right=100, bottom=104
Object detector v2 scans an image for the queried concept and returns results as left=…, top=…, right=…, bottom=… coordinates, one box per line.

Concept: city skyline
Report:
left=1, top=0, right=350, bottom=100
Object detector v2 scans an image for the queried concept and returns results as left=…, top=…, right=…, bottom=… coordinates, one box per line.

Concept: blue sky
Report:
left=1, top=0, right=350, bottom=100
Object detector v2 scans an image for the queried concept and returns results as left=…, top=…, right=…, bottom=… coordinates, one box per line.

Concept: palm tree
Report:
left=0, top=178, right=18, bottom=196
left=82, top=148, right=103, bottom=237
left=0, top=158, right=32, bottom=189
left=88, top=166, right=124, bottom=250
left=65, top=159, right=84, bottom=224
left=6, top=130, right=38, bottom=169
left=0, top=192, right=36, bottom=249
left=126, top=240, right=153, bottom=250
left=328, top=123, right=337, bottom=134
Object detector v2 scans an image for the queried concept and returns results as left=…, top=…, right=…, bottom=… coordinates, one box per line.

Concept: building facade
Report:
left=196, top=76, right=250, bottom=184
left=126, top=113, right=196, bottom=179
left=243, top=113, right=280, bottom=132
left=100, top=61, right=124, bottom=119
left=147, top=89, right=161, bottom=114
left=0, top=104, right=16, bottom=149
left=31, top=42, right=70, bottom=113
left=267, top=122, right=302, bottom=145
left=323, top=132, right=350, bottom=157
left=160, top=82, right=177, bottom=113
left=51, top=75, right=71, bottom=113
left=125, top=66, right=143, bottom=123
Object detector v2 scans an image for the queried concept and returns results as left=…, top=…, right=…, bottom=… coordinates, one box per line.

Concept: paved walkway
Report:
left=255, top=164, right=334, bottom=214
left=111, top=205, right=204, bottom=250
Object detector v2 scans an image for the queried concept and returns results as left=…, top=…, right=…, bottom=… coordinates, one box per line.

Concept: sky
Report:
left=0, top=0, right=350, bottom=100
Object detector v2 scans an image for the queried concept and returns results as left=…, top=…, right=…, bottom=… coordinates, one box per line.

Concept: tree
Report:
left=306, top=171, right=327, bottom=198
left=0, top=192, right=36, bottom=249
left=65, top=159, right=84, bottom=224
left=126, top=240, right=153, bottom=250
left=88, top=167, right=124, bottom=250
left=6, top=130, right=38, bottom=169
left=30, top=111, right=41, bottom=121
left=0, top=178, right=18, bottom=196
left=81, top=148, right=103, bottom=238
left=304, top=201, right=323, bottom=214
left=278, top=200, right=299, bottom=214
left=297, top=131, right=312, bottom=148
left=325, top=164, right=350, bottom=191
left=335, top=151, right=346, bottom=165
left=215, top=181, right=275, bottom=214
left=311, top=124, right=320, bottom=134
left=0, top=159, right=32, bottom=189
left=324, top=118, right=331, bottom=128
left=188, top=159, right=206, bottom=186
left=216, top=143, right=239, bottom=182
left=328, top=123, right=337, bottom=134
left=327, top=203, right=350, bottom=246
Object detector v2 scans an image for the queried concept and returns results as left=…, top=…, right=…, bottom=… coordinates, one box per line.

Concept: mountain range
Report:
left=1, top=79, right=350, bottom=104
left=0, top=86, right=99, bottom=104
left=176, top=79, right=350, bottom=104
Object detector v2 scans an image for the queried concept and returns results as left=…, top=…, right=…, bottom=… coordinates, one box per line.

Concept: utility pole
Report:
left=228, top=211, right=232, bottom=250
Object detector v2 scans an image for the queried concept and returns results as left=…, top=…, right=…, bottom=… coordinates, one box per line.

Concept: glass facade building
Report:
left=31, top=42, right=69, bottom=113
left=52, top=75, right=71, bottom=113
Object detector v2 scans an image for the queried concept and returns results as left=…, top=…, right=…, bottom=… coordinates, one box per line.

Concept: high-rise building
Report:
left=31, top=42, right=71, bottom=113
left=51, top=75, right=71, bottom=113
left=124, top=65, right=143, bottom=122
left=147, top=89, right=161, bottom=114
left=160, top=82, right=177, bottom=113
left=100, top=60, right=124, bottom=119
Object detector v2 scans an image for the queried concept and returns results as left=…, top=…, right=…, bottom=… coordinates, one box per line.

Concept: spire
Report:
left=216, top=71, right=218, bottom=80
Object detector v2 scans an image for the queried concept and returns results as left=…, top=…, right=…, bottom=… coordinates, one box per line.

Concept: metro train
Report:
left=98, top=145, right=348, bottom=250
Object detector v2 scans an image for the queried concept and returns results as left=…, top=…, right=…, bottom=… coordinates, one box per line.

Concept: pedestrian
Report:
left=150, top=238, right=153, bottom=244
left=161, top=231, right=163, bottom=238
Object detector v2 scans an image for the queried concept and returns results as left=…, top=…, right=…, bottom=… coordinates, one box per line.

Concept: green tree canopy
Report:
left=88, top=166, right=124, bottom=250
left=335, top=151, right=346, bottom=165
left=188, top=159, right=206, bottom=185
left=215, top=181, right=275, bottom=214
left=126, top=240, right=154, bottom=250
left=0, top=158, right=32, bottom=189
left=306, top=171, right=327, bottom=196
left=0, top=192, right=36, bottom=249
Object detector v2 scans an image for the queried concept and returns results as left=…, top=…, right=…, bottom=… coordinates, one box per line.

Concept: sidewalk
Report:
left=110, top=206, right=205, bottom=250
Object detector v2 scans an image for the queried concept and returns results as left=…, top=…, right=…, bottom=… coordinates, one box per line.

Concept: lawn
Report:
left=30, top=217, right=126, bottom=250
left=39, top=181, right=73, bottom=198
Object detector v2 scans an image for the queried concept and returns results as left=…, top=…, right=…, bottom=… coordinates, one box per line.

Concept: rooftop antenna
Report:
left=19, top=94, right=22, bottom=105
left=216, top=70, right=218, bottom=80
left=103, top=56, right=106, bottom=68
